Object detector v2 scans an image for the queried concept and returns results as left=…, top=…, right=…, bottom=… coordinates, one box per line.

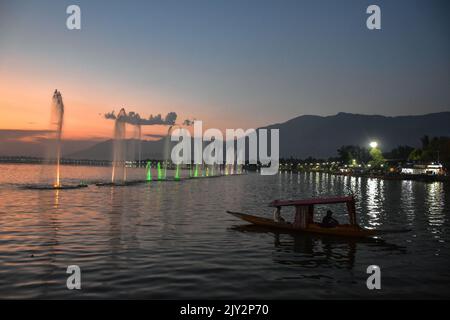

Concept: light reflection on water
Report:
left=365, top=178, right=383, bottom=228
left=401, top=180, right=415, bottom=225
left=0, top=164, right=449, bottom=299
left=426, top=183, right=445, bottom=227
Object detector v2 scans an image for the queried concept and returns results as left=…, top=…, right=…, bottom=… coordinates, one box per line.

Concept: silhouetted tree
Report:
left=421, top=135, right=430, bottom=149
left=408, top=149, right=423, bottom=161
left=384, top=145, right=415, bottom=160
left=408, top=136, right=450, bottom=168
left=337, top=145, right=370, bottom=164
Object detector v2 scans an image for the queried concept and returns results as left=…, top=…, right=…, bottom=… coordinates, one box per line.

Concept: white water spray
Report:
left=111, top=108, right=127, bottom=183
left=51, top=90, right=64, bottom=187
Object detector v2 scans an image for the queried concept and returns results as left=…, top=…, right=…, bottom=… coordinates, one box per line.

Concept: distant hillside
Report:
left=67, top=137, right=221, bottom=161
left=264, top=111, right=450, bottom=158
left=65, top=111, right=450, bottom=160
left=68, top=138, right=167, bottom=161
left=0, top=138, right=98, bottom=158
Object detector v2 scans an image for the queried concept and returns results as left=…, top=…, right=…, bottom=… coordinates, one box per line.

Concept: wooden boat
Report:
left=227, top=196, right=379, bottom=238
left=227, top=211, right=377, bottom=238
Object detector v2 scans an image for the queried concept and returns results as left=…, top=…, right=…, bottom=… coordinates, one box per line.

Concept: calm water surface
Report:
left=0, top=164, right=449, bottom=299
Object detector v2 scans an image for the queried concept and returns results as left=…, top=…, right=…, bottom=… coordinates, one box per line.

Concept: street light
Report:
left=370, top=141, right=378, bottom=149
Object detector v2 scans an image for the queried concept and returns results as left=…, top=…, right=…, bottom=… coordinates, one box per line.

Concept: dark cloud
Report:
left=104, top=112, right=116, bottom=120
left=183, top=119, right=195, bottom=126
left=104, top=110, right=177, bottom=126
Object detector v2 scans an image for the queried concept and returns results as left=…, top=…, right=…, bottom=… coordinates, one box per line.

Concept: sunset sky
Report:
left=0, top=0, right=449, bottom=143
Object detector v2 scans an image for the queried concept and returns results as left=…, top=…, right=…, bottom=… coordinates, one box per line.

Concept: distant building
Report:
left=401, top=163, right=444, bottom=176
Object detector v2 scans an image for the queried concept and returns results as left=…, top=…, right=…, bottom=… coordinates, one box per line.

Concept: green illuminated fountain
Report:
left=194, top=164, right=199, bottom=178
left=175, top=164, right=180, bottom=180
left=146, top=161, right=152, bottom=181
left=157, top=162, right=163, bottom=180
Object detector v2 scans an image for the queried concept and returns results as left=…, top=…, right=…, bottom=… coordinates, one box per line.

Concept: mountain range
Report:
left=67, top=111, right=450, bottom=160
left=1, top=112, right=449, bottom=160
left=263, top=111, right=450, bottom=158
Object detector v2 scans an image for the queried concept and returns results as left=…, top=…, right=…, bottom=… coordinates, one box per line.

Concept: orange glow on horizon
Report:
left=0, top=62, right=256, bottom=143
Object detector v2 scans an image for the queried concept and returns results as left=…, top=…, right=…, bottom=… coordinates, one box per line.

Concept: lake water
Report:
left=0, top=163, right=449, bottom=299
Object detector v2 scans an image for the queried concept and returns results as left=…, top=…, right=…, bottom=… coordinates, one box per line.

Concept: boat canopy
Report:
left=269, top=196, right=357, bottom=226
left=269, top=196, right=355, bottom=207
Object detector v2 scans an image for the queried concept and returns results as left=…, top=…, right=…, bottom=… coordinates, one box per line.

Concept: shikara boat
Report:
left=227, top=196, right=380, bottom=238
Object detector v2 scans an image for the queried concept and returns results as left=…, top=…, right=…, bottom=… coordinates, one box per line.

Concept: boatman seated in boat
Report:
left=321, top=210, right=339, bottom=228
left=273, top=206, right=286, bottom=223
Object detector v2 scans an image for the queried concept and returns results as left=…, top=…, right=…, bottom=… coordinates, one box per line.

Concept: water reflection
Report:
left=365, top=178, right=383, bottom=228
left=425, top=183, right=445, bottom=239
left=53, top=189, right=60, bottom=209
left=231, top=225, right=357, bottom=270
left=231, top=224, right=406, bottom=273
left=34, top=191, right=61, bottom=297
left=1, top=164, right=449, bottom=299
left=349, top=176, right=360, bottom=196
left=401, top=180, right=415, bottom=225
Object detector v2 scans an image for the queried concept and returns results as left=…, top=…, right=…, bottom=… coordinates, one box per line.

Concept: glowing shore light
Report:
left=370, top=141, right=378, bottom=149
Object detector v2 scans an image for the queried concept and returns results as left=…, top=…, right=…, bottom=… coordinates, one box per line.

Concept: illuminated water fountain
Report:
left=146, top=161, right=152, bottom=181
left=157, top=162, right=163, bottom=181
left=99, top=111, right=246, bottom=186
left=175, top=164, right=180, bottom=180
left=132, top=123, right=142, bottom=168
left=111, top=108, right=127, bottom=184
left=194, top=164, right=199, bottom=178
left=24, top=90, right=86, bottom=190
left=52, top=90, right=64, bottom=187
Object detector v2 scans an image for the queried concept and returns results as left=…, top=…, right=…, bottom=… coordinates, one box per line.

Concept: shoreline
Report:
left=282, top=170, right=450, bottom=183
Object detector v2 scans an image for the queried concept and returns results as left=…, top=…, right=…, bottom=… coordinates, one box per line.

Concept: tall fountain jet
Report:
left=111, top=108, right=127, bottom=184
left=25, top=90, right=86, bottom=189
left=129, top=123, right=142, bottom=168
left=51, top=90, right=64, bottom=188
left=136, top=124, right=142, bottom=167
